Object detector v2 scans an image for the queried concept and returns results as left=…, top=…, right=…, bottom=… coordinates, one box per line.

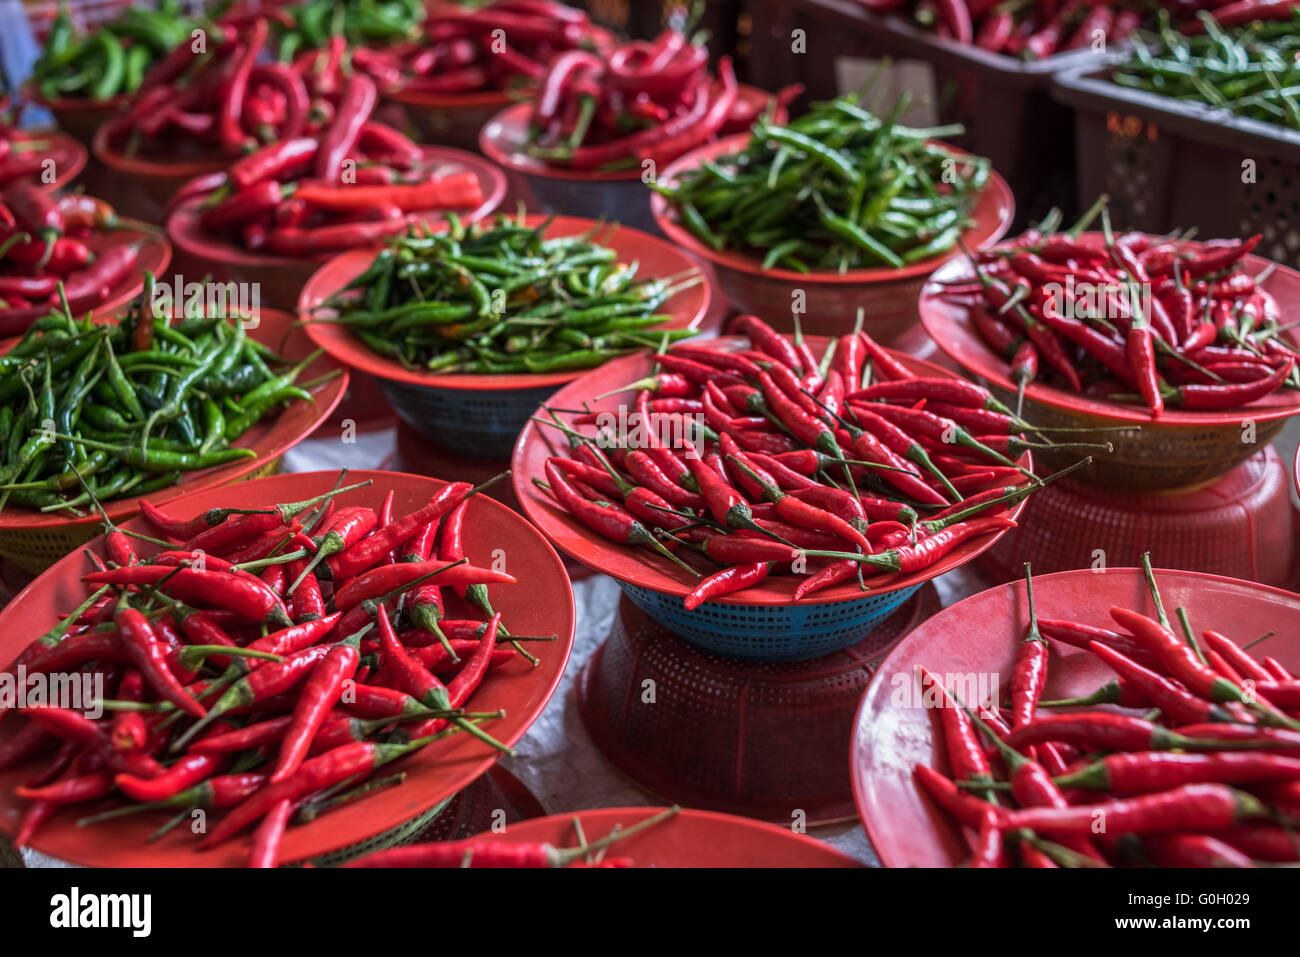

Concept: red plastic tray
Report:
left=0, top=308, right=347, bottom=572
left=851, top=567, right=1300, bottom=868
left=6, top=129, right=87, bottom=193
left=650, top=133, right=1015, bottom=284
left=472, top=807, right=862, bottom=867
left=299, top=214, right=711, bottom=392
left=0, top=469, right=575, bottom=866
left=0, top=217, right=170, bottom=335
left=511, top=338, right=1028, bottom=607
left=919, top=239, right=1300, bottom=428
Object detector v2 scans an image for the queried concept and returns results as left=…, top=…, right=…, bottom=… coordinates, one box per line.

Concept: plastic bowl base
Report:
left=975, top=446, right=1296, bottom=587
left=576, top=588, right=935, bottom=824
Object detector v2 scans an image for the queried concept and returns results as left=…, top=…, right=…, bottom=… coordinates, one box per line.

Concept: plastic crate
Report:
left=1053, top=57, right=1300, bottom=268
left=746, top=0, right=1103, bottom=225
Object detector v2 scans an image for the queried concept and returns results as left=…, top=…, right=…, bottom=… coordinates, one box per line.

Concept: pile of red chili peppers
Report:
left=535, top=314, right=1101, bottom=608
left=855, top=0, right=1284, bottom=56
left=917, top=558, right=1300, bottom=867
left=939, top=197, right=1300, bottom=415
left=0, top=185, right=138, bottom=335
left=174, top=112, right=486, bottom=257
left=102, top=8, right=367, bottom=159
left=361, top=0, right=611, bottom=96
left=524, top=29, right=798, bottom=171
left=0, top=471, right=552, bottom=867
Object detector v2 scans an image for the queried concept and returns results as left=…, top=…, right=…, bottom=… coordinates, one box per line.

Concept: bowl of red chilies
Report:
left=380, top=0, right=613, bottom=152
left=344, top=805, right=862, bottom=868
left=0, top=127, right=87, bottom=194
left=0, top=186, right=170, bottom=337
left=854, top=561, right=1300, bottom=867
left=513, top=315, right=1061, bottom=661
left=166, top=132, right=505, bottom=311
left=921, top=204, right=1300, bottom=490
left=478, top=24, right=793, bottom=237
left=0, top=468, right=575, bottom=867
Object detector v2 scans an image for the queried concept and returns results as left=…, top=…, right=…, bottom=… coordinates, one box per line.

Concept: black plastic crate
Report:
left=1054, top=57, right=1300, bottom=267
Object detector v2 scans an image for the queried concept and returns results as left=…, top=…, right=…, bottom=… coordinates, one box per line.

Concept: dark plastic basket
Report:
left=1053, top=57, right=1300, bottom=268
left=746, top=0, right=1104, bottom=224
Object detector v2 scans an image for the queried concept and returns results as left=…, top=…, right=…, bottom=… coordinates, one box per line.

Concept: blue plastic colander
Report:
left=619, top=582, right=922, bottom=662
left=379, top=378, right=560, bottom=461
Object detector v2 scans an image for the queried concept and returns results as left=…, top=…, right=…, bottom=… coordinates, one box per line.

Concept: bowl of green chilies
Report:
left=649, top=96, right=1014, bottom=342
left=0, top=289, right=348, bottom=573
left=300, top=212, right=709, bottom=460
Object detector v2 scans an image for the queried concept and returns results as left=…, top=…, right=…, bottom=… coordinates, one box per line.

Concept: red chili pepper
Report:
left=329, top=484, right=470, bottom=581
left=1000, top=783, right=1265, bottom=835
left=219, top=20, right=268, bottom=154
left=84, top=566, right=291, bottom=629
left=1009, top=566, right=1047, bottom=729
left=913, top=764, right=1002, bottom=830
left=1004, top=712, right=1246, bottom=753
left=1088, top=641, right=1233, bottom=726
left=316, top=73, right=377, bottom=183
left=115, top=599, right=206, bottom=719
left=270, top=627, right=363, bottom=783
left=1056, top=751, right=1300, bottom=795
left=115, top=750, right=225, bottom=803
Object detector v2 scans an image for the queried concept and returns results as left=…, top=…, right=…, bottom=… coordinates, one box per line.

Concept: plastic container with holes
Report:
left=746, top=0, right=1103, bottom=222
left=1053, top=57, right=1300, bottom=267
left=577, top=589, right=933, bottom=823
left=976, top=446, right=1297, bottom=588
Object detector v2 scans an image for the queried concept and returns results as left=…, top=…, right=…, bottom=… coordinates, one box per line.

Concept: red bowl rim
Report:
left=165, top=144, right=509, bottom=270
left=0, top=307, right=348, bottom=531
left=385, top=85, right=517, bottom=110
left=298, top=213, right=712, bottom=391
left=92, top=121, right=228, bottom=177
left=511, top=338, right=1029, bottom=606
left=0, top=468, right=575, bottom=866
left=10, top=129, right=87, bottom=192
left=473, top=806, right=862, bottom=866
left=27, top=88, right=129, bottom=112
left=649, top=132, right=1016, bottom=283
left=479, top=88, right=782, bottom=184
left=851, top=566, right=1300, bottom=868
left=918, top=243, right=1300, bottom=427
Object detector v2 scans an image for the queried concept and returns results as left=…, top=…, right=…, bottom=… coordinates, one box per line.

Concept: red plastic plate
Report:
left=851, top=567, right=1300, bottom=868
left=0, top=307, right=346, bottom=534
left=0, top=469, right=575, bottom=866
left=919, top=237, right=1300, bottom=427
left=8, top=129, right=87, bottom=193
left=473, top=806, right=862, bottom=867
left=299, top=213, right=711, bottom=391
left=167, top=145, right=507, bottom=270
left=0, top=218, right=170, bottom=334
left=511, top=338, right=1027, bottom=606
left=479, top=88, right=785, bottom=183
left=649, top=133, right=1015, bottom=283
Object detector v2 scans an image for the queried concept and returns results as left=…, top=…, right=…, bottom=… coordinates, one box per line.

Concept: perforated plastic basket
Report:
left=380, top=378, right=559, bottom=461
left=975, top=446, right=1297, bottom=587
left=620, top=581, right=921, bottom=662
left=1053, top=57, right=1300, bottom=268
left=576, top=588, right=934, bottom=823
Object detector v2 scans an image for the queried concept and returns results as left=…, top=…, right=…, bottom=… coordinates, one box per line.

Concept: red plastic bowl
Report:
left=511, top=338, right=1028, bottom=608
left=472, top=807, right=862, bottom=867
left=27, top=91, right=126, bottom=147
left=4, top=129, right=87, bottom=193
left=385, top=86, right=516, bottom=153
left=479, top=90, right=780, bottom=237
left=0, top=469, right=575, bottom=867
left=300, top=213, right=710, bottom=392
left=91, top=124, right=227, bottom=225
left=167, top=145, right=507, bottom=312
left=850, top=567, right=1300, bottom=868
left=0, top=217, right=170, bottom=337
left=649, top=133, right=1015, bottom=340
left=919, top=240, right=1300, bottom=489
left=0, top=308, right=347, bottom=574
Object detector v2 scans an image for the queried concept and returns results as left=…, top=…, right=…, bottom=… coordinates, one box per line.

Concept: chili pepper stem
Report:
left=550, top=806, right=682, bottom=866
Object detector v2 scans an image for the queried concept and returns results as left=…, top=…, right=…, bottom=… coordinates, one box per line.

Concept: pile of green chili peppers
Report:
left=654, top=90, right=991, bottom=273
left=1111, top=11, right=1300, bottom=132
left=317, top=214, right=701, bottom=374
left=0, top=279, right=332, bottom=515
left=32, top=1, right=193, bottom=102
left=274, top=0, right=424, bottom=60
